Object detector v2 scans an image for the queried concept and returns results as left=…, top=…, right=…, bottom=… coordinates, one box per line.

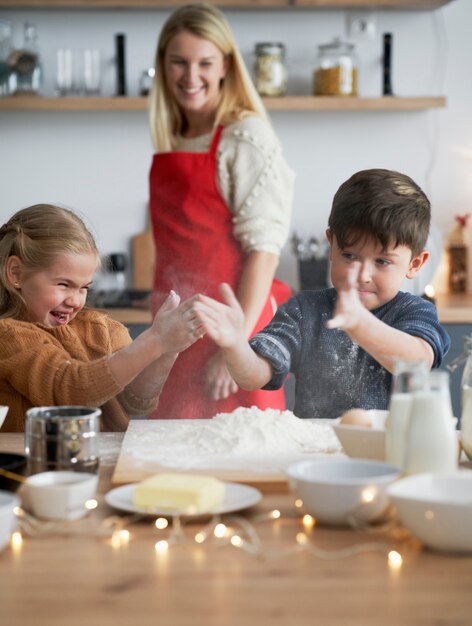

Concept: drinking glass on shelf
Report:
left=83, top=48, right=101, bottom=95
left=56, top=48, right=75, bottom=95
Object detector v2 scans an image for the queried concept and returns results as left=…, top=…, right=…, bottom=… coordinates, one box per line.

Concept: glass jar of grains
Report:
left=313, top=38, right=357, bottom=96
left=254, top=42, right=287, bottom=97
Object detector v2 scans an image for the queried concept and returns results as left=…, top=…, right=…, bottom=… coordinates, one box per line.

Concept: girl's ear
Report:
left=406, top=250, right=430, bottom=279
left=5, top=256, right=24, bottom=288
left=325, top=228, right=332, bottom=244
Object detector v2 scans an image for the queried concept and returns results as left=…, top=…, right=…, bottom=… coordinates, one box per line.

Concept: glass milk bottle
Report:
left=448, top=334, right=472, bottom=460
left=385, top=359, right=428, bottom=471
left=403, top=371, right=457, bottom=476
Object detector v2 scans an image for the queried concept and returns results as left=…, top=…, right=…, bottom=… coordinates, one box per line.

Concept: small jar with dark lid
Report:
left=314, top=38, right=357, bottom=96
left=254, top=42, right=287, bottom=97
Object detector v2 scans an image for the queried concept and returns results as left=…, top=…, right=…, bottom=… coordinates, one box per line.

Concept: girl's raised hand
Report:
left=152, top=291, right=204, bottom=353
left=193, top=283, right=245, bottom=349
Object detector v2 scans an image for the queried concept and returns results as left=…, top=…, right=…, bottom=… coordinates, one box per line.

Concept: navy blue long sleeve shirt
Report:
left=249, top=289, right=451, bottom=420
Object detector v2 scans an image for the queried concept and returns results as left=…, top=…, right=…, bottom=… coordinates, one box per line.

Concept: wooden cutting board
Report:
left=132, top=224, right=155, bottom=290
left=112, top=420, right=292, bottom=493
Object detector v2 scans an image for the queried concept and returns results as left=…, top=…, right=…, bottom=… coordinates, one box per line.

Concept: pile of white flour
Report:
left=125, top=407, right=341, bottom=473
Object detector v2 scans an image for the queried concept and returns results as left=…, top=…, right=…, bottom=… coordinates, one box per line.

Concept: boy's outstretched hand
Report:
left=193, top=283, right=245, bottom=349
left=326, top=263, right=366, bottom=331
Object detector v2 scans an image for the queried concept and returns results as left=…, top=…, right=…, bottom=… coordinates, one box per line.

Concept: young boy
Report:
left=193, top=169, right=451, bottom=419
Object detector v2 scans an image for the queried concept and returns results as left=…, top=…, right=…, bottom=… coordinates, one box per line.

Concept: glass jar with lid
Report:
left=313, top=38, right=357, bottom=96
left=254, top=42, right=287, bottom=97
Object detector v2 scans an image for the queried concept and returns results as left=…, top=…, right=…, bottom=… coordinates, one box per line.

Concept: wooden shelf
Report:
left=0, top=95, right=447, bottom=112
left=0, top=0, right=455, bottom=8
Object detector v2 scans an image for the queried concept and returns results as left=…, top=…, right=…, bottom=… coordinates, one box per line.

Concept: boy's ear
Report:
left=406, top=250, right=430, bottom=279
left=325, top=229, right=333, bottom=260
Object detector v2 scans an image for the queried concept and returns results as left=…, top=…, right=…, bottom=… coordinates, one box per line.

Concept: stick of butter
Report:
left=133, top=473, right=225, bottom=513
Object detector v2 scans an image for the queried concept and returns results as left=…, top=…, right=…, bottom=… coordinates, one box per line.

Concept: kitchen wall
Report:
left=0, top=0, right=471, bottom=292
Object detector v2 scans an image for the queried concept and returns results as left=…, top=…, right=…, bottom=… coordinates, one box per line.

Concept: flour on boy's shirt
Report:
left=250, top=288, right=449, bottom=420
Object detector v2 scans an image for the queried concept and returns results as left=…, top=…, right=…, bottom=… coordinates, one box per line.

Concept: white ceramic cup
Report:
left=25, top=471, right=98, bottom=521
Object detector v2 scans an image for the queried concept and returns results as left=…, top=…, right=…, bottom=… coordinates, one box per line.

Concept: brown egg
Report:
left=339, top=408, right=372, bottom=428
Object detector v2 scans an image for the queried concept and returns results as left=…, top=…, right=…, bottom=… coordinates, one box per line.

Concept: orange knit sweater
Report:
left=0, top=309, right=159, bottom=432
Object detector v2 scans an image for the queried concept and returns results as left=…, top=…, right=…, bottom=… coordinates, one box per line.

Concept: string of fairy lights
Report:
left=10, top=496, right=407, bottom=572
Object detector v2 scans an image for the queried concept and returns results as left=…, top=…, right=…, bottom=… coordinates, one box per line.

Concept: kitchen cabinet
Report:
left=0, top=95, right=447, bottom=111
left=0, top=0, right=455, bottom=8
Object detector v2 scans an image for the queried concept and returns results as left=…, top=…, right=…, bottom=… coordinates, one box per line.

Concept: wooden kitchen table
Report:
left=1, top=432, right=471, bottom=626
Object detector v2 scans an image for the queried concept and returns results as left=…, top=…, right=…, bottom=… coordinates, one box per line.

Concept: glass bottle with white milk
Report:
left=385, top=359, right=428, bottom=471
left=403, top=370, right=457, bottom=476
left=448, top=334, right=472, bottom=460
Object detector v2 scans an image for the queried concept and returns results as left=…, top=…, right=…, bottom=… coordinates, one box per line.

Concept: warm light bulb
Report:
left=294, top=499, right=303, bottom=508
left=302, top=514, right=315, bottom=529
left=11, top=531, right=22, bottom=550
left=155, top=517, right=169, bottom=530
left=155, top=540, right=169, bottom=553
left=296, top=532, right=308, bottom=545
left=195, top=532, right=205, bottom=544
left=270, top=509, right=281, bottom=519
left=388, top=550, right=403, bottom=569
left=119, top=529, right=130, bottom=544
left=85, top=499, right=98, bottom=510
left=214, top=523, right=227, bottom=538
left=230, top=535, right=243, bottom=547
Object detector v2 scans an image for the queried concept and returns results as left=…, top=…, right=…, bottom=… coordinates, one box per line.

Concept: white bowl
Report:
left=0, top=406, right=9, bottom=429
left=333, top=411, right=458, bottom=462
left=25, top=471, right=98, bottom=521
left=286, top=458, right=400, bottom=526
left=0, top=490, right=19, bottom=550
left=387, top=471, right=472, bottom=553
left=332, top=410, right=388, bottom=461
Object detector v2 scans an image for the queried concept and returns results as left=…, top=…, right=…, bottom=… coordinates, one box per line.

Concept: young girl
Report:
left=0, top=204, right=204, bottom=432
left=148, top=3, right=294, bottom=419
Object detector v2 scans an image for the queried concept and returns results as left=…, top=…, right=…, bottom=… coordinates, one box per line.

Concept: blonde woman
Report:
left=148, top=3, right=294, bottom=419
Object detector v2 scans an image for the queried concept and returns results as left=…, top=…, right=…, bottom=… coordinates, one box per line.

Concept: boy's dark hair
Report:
left=328, top=169, right=430, bottom=256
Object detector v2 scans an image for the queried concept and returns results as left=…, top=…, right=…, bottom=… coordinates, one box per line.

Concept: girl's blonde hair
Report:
left=0, top=204, right=99, bottom=319
left=149, top=3, right=268, bottom=152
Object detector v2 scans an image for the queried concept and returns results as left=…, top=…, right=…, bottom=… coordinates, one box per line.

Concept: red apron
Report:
left=149, top=126, right=289, bottom=419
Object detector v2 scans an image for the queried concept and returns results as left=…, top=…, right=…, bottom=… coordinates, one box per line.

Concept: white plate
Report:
left=105, top=482, right=262, bottom=517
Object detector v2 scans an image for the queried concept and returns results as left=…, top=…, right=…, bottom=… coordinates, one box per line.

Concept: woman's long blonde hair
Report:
left=149, top=3, right=268, bottom=152
left=0, top=204, right=99, bottom=320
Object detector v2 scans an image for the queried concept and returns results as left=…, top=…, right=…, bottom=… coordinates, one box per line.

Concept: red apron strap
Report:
left=209, top=125, right=224, bottom=159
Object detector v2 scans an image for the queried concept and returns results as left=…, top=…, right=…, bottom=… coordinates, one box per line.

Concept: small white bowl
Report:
left=387, top=471, right=472, bottom=553
left=333, top=411, right=458, bottom=462
left=0, top=490, right=19, bottom=550
left=286, top=458, right=400, bottom=526
left=332, top=410, right=388, bottom=461
left=25, top=471, right=98, bottom=521
left=0, top=406, right=9, bottom=429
